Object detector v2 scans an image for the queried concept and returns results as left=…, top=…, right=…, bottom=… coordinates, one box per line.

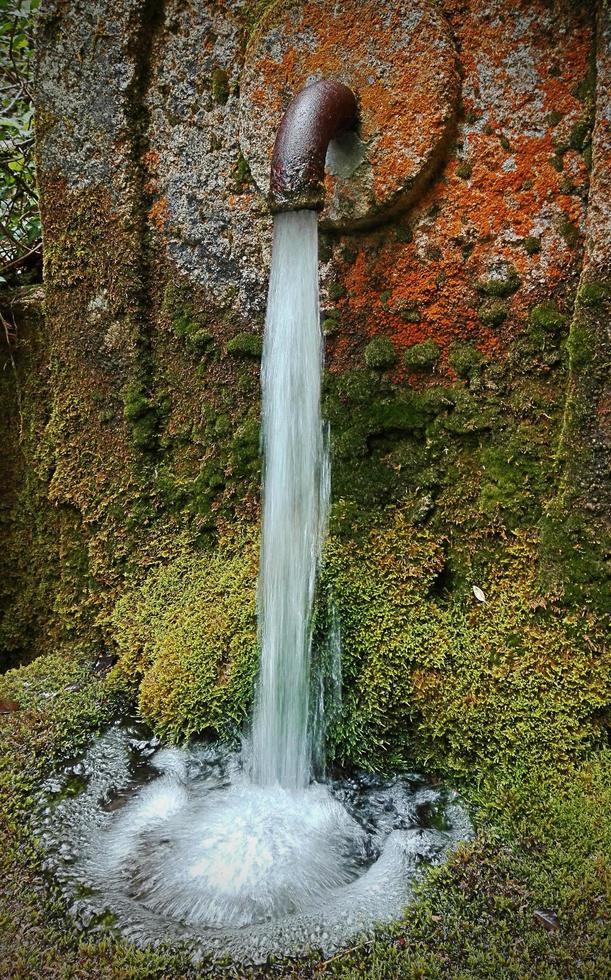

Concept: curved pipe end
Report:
left=269, top=79, right=359, bottom=214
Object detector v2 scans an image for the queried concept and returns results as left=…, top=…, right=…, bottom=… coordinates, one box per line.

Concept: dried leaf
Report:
left=472, top=585, right=487, bottom=603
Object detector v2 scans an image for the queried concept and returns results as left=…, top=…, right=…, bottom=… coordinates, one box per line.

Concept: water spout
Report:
left=269, top=79, right=359, bottom=213
left=250, top=79, right=356, bottom=789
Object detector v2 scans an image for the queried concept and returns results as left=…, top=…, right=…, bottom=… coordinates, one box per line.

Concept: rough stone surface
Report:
left=541, top=0, right=611, bottom=602
left=1, top=0, right=607, bottom=667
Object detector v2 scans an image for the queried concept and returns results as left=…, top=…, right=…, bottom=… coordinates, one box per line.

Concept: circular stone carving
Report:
left=240, top=0, right=459, bottom=230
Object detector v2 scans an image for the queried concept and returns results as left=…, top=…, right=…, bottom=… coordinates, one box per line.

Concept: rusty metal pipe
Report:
left=269, top=79, right=358, bottom=213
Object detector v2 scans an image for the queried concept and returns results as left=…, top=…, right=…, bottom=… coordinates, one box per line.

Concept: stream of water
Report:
left=251, top=209, right=329, bottom=790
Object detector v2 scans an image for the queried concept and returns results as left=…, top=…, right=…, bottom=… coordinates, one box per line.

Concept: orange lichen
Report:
left=319, top=0, right=593, bottom=382
left=149, top=196, right=169, bottom=232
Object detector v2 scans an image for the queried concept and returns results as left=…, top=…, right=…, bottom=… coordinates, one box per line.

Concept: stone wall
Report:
left=1, top=0, right=608, bottom=677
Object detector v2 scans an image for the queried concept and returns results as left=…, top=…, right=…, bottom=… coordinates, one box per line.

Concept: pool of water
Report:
left=39, top=720, right=472, bottom=963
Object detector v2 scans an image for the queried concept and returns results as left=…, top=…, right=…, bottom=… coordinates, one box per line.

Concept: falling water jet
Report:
left=251, top=80, right=358, bottom=790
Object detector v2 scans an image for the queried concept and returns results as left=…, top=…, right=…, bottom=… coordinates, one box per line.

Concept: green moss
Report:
left=122, top=383, right=159, bottom=451
left=226, top=332, right=263, bottom=357
left=320, top=526, right=609, bottom=775
left=558, top=215, right=580, bottom=249
left=477, top=300, right=507, bottom=327
left=546, top=109, right=563, bottom=127
left=364, top=335, right=397, bottom=370
left=211, top=68, right=229, bottom=105
left=448, top=342, right=486, bottom=377
left=475, top=265, right=520, bottom=297
left=528, top=302, right=567, bottom=334
left=477, top=432, right=550, bottom=526
left=522, top=235, right=541, bottom=255
left=328, top=282, right=347, bottom=301
left=577, top=280, right=610, bottom=306
left=394, top=222, right=413, bottom=244
left=230, top=152, right=252, bottom=192
left=321, top=751, right=611, bottom=979
left=456, top=161, right=472, bottom=180
left=1, top=637, right=609, bottom=975
left=404, top=339, right=440, bottom=371
left=111, top=529, right=259, bottom=742
left=379, top=289, right=392, bottom=308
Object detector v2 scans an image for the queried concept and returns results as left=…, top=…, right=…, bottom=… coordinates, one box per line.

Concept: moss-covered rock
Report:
left=364, top=336, right=397, bottom=370
left=448, top=342, right=486, bottom=377
left=226, top=332, right=263, bottom=357
left=528, top=302, right=568, bottom=334
left=523, top=236, right=541, bottom=255
left=478, top=300, right=507, bottom=327
left=404, top=339, right=440, bottom=371
left=475, top=265, right=520, bottom=298
left=110, top=527, right=259, bottom=741
left=320, top=526, right=609, bottom=777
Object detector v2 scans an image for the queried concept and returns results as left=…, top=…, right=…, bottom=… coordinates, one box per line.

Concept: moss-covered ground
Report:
left=1, top=514, right=609, bottom=976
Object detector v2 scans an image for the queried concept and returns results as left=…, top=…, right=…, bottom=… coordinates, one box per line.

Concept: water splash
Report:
left=40, top=726, right=472, bottom=962
left=251, top=209, right=329, bottom=789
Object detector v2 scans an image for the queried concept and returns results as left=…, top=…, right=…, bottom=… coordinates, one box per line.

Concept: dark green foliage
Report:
left=0, top=0, right=41, bottom=284
left=364, top=335, right=397, bottom=370
left=404, top=339, right=440, bottom=371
